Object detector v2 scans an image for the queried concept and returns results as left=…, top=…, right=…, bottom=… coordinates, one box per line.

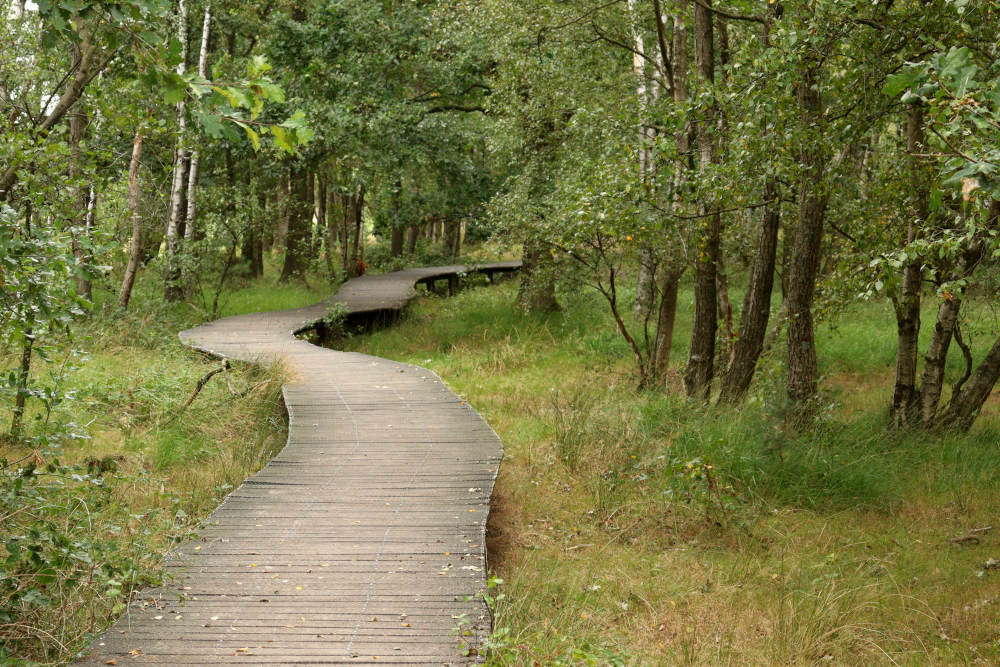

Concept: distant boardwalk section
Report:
left=78, top=263, right=519, bottom=665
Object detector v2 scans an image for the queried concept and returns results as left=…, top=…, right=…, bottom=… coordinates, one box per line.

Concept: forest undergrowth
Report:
left=0, top=267, right=296, bottom=665
left=345, top=278, right=1000, bottom=666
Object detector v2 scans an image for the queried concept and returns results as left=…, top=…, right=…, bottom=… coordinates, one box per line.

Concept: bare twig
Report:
left=165, top=361, right=231, bottom=424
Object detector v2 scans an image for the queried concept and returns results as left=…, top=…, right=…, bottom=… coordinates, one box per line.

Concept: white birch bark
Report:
left=164, top=0, right=189, bottom=298
left=627, top=0, right=661, bottom=318
left=184, top=2, right=211, bottom=243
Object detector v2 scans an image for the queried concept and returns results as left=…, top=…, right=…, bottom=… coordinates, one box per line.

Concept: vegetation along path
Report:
left=79, top=262, right=521, bottom=666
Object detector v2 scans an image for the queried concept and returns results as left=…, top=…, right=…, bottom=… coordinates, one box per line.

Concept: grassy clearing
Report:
left=0, top=262, right=335, bottom=665
left=343, top=278, right=1000, bottom=665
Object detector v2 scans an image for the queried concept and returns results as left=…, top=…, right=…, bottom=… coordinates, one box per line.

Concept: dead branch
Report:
left=166, top=361, right=230, bottom=424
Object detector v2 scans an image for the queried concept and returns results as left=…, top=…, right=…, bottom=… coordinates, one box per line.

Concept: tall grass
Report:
left=1, top=265, right=299, bottom=664
left=346, top=278, right=1000, bottom=665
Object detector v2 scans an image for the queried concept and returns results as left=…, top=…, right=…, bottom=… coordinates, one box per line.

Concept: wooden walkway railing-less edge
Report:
left=78, top=262, right=520, bottom=666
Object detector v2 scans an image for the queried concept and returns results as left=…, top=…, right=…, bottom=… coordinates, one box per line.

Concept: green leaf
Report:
left=883, top=68, right=922, bottom=98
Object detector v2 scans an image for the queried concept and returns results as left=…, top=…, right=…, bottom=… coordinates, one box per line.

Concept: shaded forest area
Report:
left=3, top=0, right=1000, bottom=663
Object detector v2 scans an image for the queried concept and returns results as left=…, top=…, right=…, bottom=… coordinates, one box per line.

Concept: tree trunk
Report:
left=935, top=335, right=1000, bottom=431
left=68, top=103, right=93, bottom=302
left=163, top=0, right=190, bottom=301
left=390, top=226, right=405, bottom=257
left=919, top=285, right=965, bottom=426
left=279, top=166, right=312, bottom=283
left=634, top=249, right=658, bottom=320
left=118, top=128, right=144, bottom=309
left=517, top=238, right=559, bottom=313
left=785, top=62, right=828, bottom=411
left=389, top=177, right=404, bottom=257
left=890, top=104, right=926, bottom=428
left=183, top=2, right=211, bottom=248
left=719, top=181, right=780, bottom=403
left=406, top=225, right=419, bottom=254
left=444, top=221, right=460, bottom=260
left=716, top=253, right=735, bottom=352
left=316, top=174, right=329, bottom=270
left=338, top=193, right=350, bottom=275
left=9, top=327, right=33, bottom=441
left=274, top=177, right=290, bottom=250
left=627, top=0, right=659, bottom=320
left=683, top=0, right=719, bottom=400
left=346, top=185, right=365, bottom=277
left=652, top=268, right=683, bottom=380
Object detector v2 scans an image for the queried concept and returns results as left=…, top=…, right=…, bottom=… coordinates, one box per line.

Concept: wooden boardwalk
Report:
left=78, top=263, right=520, bottom=666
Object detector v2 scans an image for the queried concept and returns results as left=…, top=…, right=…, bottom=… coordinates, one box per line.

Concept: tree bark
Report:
left=118, top=128, right=144, bottom=309
left=683, top=0, right=719, bottom=400
left=346, top=185, right=365, bottom=276
left=68, top=99, right=92, bottom=301
left=279, top=166, right=312, bottom=282
left=163, top=0, right=190, bottom=301
left=183, top=2, right=211, bottom=248
left=890, top=104, right=926, bottom=428
left=517, top=238, right=559, bottom=313
left=444, top=221, right=460, bottom=259
left=652, top=268, right=683, bottom=379
left=315, top=174, right=328, bottom=269
left=719, top=180, right=780, bottom=403
left=9, top=327, right=34, bottom=441
left=935, top=335, right=1000, bottom=431
left=405, top=225, right=418, bottom=254
left=785, top=62, right=829, bottom=411
left=627, top=0, right=660, bottom=320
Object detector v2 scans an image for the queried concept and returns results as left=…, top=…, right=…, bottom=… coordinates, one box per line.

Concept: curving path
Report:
left=79, top=262, right=520, bottom=666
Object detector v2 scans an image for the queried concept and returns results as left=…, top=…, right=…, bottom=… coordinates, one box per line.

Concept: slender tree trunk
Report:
left=316, top=174, right=328, bottom=269
left=652, top=268, right=683, bottom=379
left=716, top=254, right=735, bottom=351
left=444, top=221, right=460, bottom=260
left=785, top=62, right=829, bottom=411
left=68, top=103, right=93, bottom=301
left=324, top=184, right=339, bottom=277
left=389, top=177, right=404, bottom=257
left=390, top=226, right=405, bottom=257
left=627, top=0, right=659, bottom=320
left=163, top=0, right=189, bottom=301
left=935, top=334, right=1000, bottom=431
left=274, top=177, right=289, bottom=250
left=890, top=104, right=927, bottom=428
left=918, top=199, right=995, bottom=426
left=346, top=185, right=365, bottom=276
left=719, top=181, right=780, bottom=403
left=9, top=326, right=34, bottom=441
left=183, top=2, right=211, bottom=248
left=280, top=166, right=312, bottom=282
left=517, top=238, right=559, bottom=313
left=919, top=289, right=962, bottom=426
left=684, top=0, right=719, bottom=399
left=406, top=225, right=419, bottom=254
left=118, top=128, right=144, bottom=309
left=338, top=193, right=350, bottom=275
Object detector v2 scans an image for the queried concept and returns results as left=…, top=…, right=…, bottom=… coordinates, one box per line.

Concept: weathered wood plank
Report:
left=76, top=263, right=518, bottom=665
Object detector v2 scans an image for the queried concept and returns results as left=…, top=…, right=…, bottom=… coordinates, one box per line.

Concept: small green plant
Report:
left=321, top=302, right=351, bottom=336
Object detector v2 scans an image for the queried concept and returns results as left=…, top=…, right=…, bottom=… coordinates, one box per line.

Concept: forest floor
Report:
left=0, top=266, right=324, bottom=665
left=342, top=277, right=1000, bottom=666
left=3, top=260, right=999, bottom=665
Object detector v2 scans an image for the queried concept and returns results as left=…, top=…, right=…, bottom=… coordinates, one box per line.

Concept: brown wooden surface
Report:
left=77, top=263, right=519, bottom=666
